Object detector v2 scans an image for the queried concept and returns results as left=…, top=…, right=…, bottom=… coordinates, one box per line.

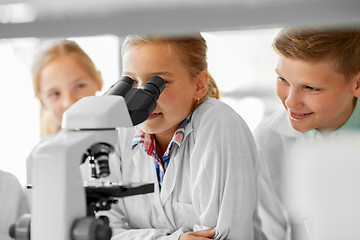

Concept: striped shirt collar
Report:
left=131, top=117, right=190, bottom=157
left=131, top=117, right=190, bottom=190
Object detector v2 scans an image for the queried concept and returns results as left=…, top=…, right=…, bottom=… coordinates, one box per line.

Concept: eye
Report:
left=277, top=77, right=288, bottom=83
left=132, top=79, right=140, bottom=88
left=124, top=76, right=139, bottom=87
left=305, top=85, right=320, bottom=91
left=76, top=83, right=86, bottom=89
left=48, top=91, right=60, bottom=98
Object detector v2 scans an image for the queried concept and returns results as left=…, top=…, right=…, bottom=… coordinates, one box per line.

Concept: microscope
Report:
left=10, top=76, right=165, bottom=240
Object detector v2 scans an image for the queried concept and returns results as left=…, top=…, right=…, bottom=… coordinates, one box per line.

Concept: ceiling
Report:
left=1, top=0, right=360, bottom=38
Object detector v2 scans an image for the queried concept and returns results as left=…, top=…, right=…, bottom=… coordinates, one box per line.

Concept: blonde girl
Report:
left=105, top=34, right=260, bottom=240
left=31, top=39, right=103, bottom=137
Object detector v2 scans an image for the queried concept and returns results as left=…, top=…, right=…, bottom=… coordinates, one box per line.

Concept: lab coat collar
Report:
left=184, top=117, right=194, bottom=138
left=160, top=152, right=180, bottom=205
left=160, top=118, right=193, bottom=206
left=131, top=120, right=194, bottom=208
left=132, top=108, right=200, bottom=208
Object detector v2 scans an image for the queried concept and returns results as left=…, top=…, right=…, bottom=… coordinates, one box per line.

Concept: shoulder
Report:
left=253, top=108, right=302, bottom=154
left=0, top=170, right=21, bottom=187
left=256, top=108, right=286, bottom=130
left=254, top=108, right=299, bottom=138
left=192, top=98, right=248, bottom=128
left=189, top=98, right=255, bottom=146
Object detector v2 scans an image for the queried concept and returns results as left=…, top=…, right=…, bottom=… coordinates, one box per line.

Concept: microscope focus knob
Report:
left=72, top=217, right=112, bottom=240
left=8, top=214, right=31, bottom=240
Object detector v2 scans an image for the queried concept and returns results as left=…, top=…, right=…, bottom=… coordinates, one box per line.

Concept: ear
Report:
left=194, top=70, right=209, bottom=100
left=352, top=71, right=360, bottom=97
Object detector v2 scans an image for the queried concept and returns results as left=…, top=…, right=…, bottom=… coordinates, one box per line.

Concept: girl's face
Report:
left=39, top=55, right=102, bottom=126
left=276, top=56, right=358, bottom=133
left=122, top=43, right=200, bottom=140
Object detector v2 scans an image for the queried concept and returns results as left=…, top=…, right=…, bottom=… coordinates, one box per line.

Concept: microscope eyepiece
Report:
left=140, top=76, right=166, bottom=100
left=103, top=76, right=134, bottom=96
left=103, top=75, right=165, bottom=126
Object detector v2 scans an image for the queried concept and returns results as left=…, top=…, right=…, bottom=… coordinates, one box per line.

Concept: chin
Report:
left=140, top=124, right=156, bottom=134
left=290, top=122, right=312, bottom=133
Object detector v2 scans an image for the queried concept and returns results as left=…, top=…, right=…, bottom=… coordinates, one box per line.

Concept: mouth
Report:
left=289, top=110, right=314, bottom=120
left=147, top=112, right=161, bottom=120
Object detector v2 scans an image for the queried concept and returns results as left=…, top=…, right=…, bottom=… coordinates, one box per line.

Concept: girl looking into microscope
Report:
left=103, top=33, right=261, bottom=240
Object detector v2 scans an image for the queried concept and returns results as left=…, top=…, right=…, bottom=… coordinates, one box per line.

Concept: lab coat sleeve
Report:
left=190, top=102, right=258, bottom=240
left=103, top=201, right=186, bottom=240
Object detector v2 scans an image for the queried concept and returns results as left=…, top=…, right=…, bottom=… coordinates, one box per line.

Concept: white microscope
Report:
left=10, top=76, right=165, bottom=240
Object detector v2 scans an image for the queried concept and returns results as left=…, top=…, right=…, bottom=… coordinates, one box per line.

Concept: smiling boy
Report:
left=254, top=27, right=360, bottom=240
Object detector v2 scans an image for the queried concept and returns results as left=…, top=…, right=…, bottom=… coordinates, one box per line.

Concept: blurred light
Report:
left=0, top=3, right=36, bottom=23
left=203, top=29, right=280, bottom=92
left=286, top=136, right=360, bottom=240
left=222, top=96, right=265, bottom=131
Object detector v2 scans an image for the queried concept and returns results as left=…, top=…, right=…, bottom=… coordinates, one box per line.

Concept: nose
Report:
left=285, top=87, right=303, bottom=109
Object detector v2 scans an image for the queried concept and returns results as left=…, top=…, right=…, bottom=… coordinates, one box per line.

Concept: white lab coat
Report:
left=253, top=109, right=306, bottom=240
left=104, top=98, right=259, bottom=240
left=0, top=170, right=29, bottom=240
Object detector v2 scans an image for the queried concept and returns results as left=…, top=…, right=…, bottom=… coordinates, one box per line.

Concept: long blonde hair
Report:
left=121, top=33, right=220, bottom=109
left=32, top=39, right=103, bottom=137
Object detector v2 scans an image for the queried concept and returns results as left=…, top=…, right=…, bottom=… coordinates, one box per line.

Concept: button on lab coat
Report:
left=105, top=98, right=260, bottom=240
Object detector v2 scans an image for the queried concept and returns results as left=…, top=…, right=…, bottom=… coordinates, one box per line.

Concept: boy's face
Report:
left=276, top=57, right=357, bottom=133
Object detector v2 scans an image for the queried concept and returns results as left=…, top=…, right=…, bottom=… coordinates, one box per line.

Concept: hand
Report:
left=179, top=228, right=216, bottom=240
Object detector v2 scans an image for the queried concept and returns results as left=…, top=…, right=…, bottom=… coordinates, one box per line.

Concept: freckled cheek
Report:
left=154, top=91, right=171, bottom=112
left=157, top=88, right=174, bottom=103
left=156, top=91, right=185, bottom=115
